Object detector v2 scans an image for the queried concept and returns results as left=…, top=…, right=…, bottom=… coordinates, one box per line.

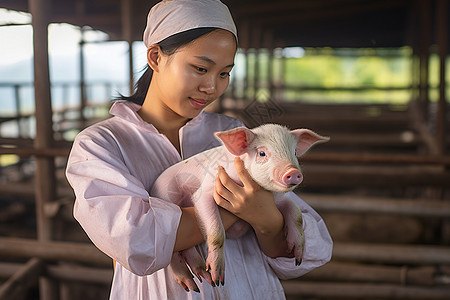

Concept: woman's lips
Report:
left=189, top=97, right=208, bottom=109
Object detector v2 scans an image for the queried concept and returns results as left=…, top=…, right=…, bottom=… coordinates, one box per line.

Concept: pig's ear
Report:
left=291, top=129, right=329, bottom=157
left=215, top=127, right=255, bottom=156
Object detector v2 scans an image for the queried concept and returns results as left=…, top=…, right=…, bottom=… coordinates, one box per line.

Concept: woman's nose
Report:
left=199, top=77, right=216, bottom=94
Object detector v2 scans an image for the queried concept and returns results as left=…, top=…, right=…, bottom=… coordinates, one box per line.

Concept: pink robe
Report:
left=66, top=101, right=332, bottom=300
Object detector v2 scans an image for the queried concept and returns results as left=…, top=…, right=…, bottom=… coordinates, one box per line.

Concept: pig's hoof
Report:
left=206, top=254, right=225, bottom=287
left=193, top=267, right=213, bottom=287
left=169, top=253, right=200, bottom=293
left=286, top=238, right=305, bottom=266
left=291, top=241, right=304, bottom=266
left=172, top=271, right=200, bottom=293
left=285, top=224, right=305, bottom=266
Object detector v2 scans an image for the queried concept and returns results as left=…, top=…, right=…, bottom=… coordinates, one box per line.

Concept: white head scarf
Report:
left=143, top=0, right=237, bottom=47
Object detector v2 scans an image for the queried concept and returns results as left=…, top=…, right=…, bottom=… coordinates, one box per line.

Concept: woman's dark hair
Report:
left=118, top=27, right=217, bottom=105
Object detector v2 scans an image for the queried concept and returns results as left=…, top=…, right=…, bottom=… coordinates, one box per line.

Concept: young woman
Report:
left=66, top=0, right=332, bottom=299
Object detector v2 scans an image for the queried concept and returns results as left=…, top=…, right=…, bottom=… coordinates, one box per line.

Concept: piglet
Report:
left=150, top=124, right=328, bottom=292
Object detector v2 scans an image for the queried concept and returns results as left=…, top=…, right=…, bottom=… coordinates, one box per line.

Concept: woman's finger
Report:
left=233, top=157, right=259, bottom=189
left=217, top=165, right=242, bottom=196
left=213, top=168, right=234, bottom=207
left=213, top=186, right=231, bottom=210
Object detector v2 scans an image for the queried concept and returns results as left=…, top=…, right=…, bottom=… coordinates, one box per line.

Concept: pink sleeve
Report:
left=265, top=192, right=333, bottom=280
left=66, top=137, right=181, bottom=276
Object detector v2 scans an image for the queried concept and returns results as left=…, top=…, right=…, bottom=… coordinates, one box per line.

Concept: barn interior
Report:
left=0, top=0, right=449, bottom=299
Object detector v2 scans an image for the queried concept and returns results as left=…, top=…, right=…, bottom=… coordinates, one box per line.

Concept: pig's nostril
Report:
left=282, top=169, right=303, bottom=186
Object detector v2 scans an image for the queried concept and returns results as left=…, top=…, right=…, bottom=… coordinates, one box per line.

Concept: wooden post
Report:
left=122, top=0, right=134, bottom=94
left=262, top=29, right=275, bottom=101
left=436, top=0, right=449, bottom=246
left=436, top=0, right=448, bottom=155
left=13, top=85, right=24, bottom=138
left=79, top=28, right=87, bottom=128
left=252, top=24, right=261, bottom=101
left=28, top=0, right=58, bottom=298
left=419, top=0, right=431, bottom=118
left=127, top=42, right=134, bottom=94
left=239, top=20, right=250, bottom=101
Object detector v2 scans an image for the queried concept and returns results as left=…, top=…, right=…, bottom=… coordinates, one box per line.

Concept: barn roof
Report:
left=0, top=0, right=446, bottom=50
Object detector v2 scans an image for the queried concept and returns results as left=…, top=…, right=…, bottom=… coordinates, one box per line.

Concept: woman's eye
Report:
left=258, top=151, right=266, bottom=157
left=195, top=66, right=207, bottom=73
left=220, top=72, right=230, bottom=78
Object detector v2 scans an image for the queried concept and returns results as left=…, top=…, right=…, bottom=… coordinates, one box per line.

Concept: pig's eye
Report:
left=258, top=151, right=266, bottom=157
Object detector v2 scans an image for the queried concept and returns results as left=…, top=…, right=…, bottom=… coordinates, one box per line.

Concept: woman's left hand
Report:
left=213, top=157, right=293, bottom=258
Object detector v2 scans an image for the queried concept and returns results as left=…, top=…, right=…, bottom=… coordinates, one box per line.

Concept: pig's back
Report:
left=150, top=146, right=228, bottom=206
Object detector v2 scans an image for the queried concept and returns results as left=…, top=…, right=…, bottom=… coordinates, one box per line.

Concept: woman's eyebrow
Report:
left=194, top=55, right=234, bottom=68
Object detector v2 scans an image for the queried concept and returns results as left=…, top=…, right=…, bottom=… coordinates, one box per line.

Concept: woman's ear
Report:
left=147, top=44, right=162, bottom=72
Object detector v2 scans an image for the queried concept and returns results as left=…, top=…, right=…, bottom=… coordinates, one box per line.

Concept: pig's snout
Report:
left=282, top=168, right=303, bottom=186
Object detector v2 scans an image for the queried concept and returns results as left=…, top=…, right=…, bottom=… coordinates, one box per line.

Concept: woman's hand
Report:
left=213, top=157, right=294, bottom=259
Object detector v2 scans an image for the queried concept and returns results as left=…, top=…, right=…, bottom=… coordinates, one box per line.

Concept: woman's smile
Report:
left=189, top=97, right=210, bottom=109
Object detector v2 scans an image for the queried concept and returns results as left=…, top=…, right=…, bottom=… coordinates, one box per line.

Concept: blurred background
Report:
left=0, top=0, right=449, bottom=299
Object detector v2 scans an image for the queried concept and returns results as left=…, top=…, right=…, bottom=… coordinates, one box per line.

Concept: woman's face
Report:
left=152, top=29, right=237, bottom=119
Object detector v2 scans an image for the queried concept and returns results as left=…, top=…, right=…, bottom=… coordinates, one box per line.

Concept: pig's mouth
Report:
left=279, top=182, right=299, bottom=192
left=270, top=181, right=299, bottom=193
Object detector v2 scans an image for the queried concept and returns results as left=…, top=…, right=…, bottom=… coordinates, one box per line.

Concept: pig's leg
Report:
left=169, top=252, right=199, bottom=293
left=193, top=188, right=226, bottom=286
left=276, top=194, right=305, bottom=265
left=182, top=246, right=213, bottom=286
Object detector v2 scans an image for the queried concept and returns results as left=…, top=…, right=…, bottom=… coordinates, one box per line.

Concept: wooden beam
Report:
left=0, top=238, right=111, bottom=267
left=234, top=0, right=405, bottom=18
left=1, top=238, right=448, bottom=269
left=0, top=181, right=74, bottom=199
left=0, top=262, right=113, bottom=285
left=282, top=281, right=450, bottom=299
left=235, top=0, right=408, bottom=26
left=301, top=152, right=450, bottom=166
left=333, top=243, right=450, bottom=265
left=0, top=147, right=70, bottom=157
left=0, top=258, right=45, bottom=300
left=302, top=193, right=450, bottom=217
left=302, top=261, right=449, bottom=286
left=302, top=164, right=450, bottom=187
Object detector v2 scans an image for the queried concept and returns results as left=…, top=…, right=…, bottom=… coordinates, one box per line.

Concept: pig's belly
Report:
left=173, top=172, right=203, bottom=207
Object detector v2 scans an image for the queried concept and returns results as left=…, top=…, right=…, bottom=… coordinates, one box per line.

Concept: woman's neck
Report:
left=138, top=92, right=189, bottom=154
